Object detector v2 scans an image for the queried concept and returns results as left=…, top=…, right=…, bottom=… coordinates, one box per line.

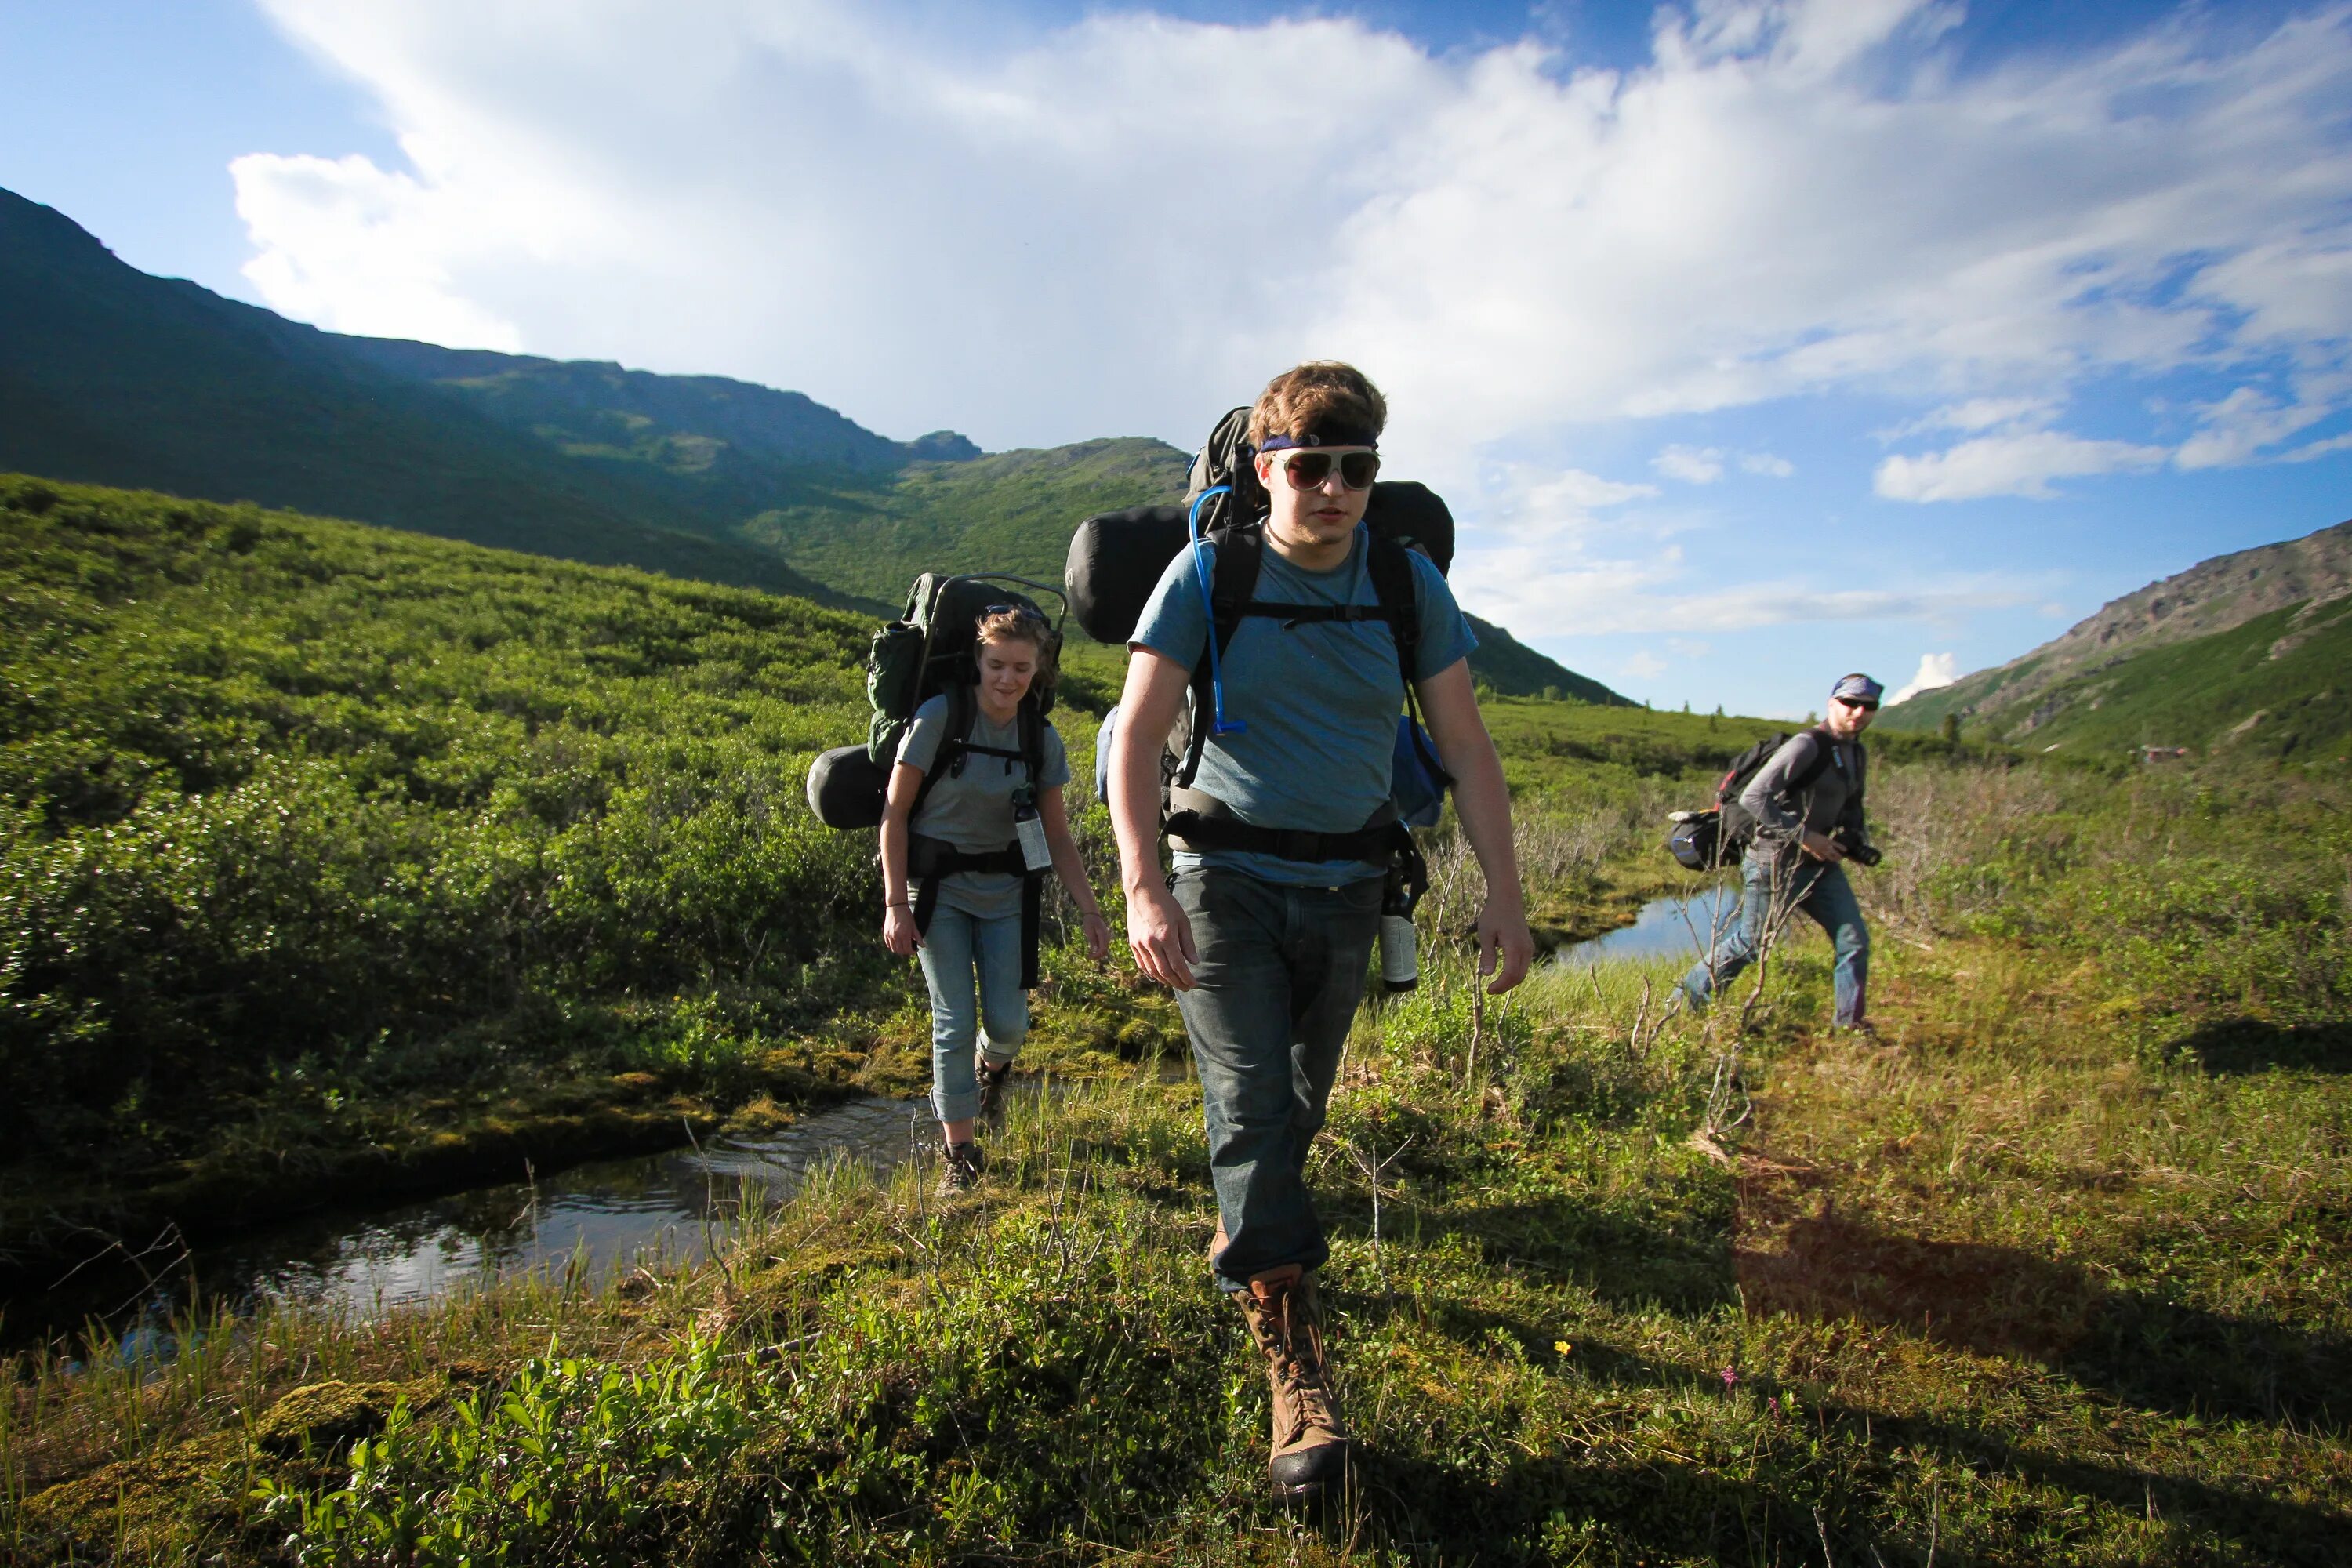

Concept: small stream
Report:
left=20, top=900, right=1737, bottom=1356
left=1555, top=888, right=1744, bottom=966
left=16, top=1096, right=936, bottom=1356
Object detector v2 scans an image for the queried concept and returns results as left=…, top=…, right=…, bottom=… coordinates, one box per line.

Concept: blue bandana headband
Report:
left=1832, top=674, right=1885, bottom=704
left=1256, top=426, right=1378, bottom=453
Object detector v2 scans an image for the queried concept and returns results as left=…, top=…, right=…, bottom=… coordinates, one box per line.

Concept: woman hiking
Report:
left=880, top=603, right=1112, bottom=1192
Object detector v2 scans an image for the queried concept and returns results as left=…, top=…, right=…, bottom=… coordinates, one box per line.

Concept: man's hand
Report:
left=1125, top=881, right=1198, bottom=990
left=1476, top=893, right=1535, bottom=995
left=882, top=904, right=921, bottom=957
left=1800, top=829, right=1846, bottom=863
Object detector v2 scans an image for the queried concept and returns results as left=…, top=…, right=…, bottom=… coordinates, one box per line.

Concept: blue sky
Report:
left=5, top=0, right=2349, bottom=719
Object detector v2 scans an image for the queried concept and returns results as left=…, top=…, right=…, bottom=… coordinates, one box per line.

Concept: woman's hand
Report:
left=883, top=903, right=921, bottom=956
left=1080, top=909, right=1113, bottom=964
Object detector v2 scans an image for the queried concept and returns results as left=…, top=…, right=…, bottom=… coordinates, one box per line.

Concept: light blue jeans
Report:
left=1679, top=851, right=1870, bottom=1027
left=916, top=905, right=1028, bottom=1123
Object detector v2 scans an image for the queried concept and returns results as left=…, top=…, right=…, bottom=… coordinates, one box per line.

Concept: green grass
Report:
left=6, top=754, right=2347, bottom=1565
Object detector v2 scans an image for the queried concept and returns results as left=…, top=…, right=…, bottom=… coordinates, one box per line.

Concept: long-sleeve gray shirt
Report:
left=1740, top=728, right=1867, bottom=851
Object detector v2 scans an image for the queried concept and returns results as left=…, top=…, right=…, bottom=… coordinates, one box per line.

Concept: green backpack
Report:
left=806, top=573, right=1065, bottom=830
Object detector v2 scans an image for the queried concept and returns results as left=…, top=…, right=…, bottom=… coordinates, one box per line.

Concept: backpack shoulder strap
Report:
left=1176, top=525, right=1267, bottom=789
left=909, top=683, right=976, bottom=818
left=1365, top=535, right=1453, bottom=789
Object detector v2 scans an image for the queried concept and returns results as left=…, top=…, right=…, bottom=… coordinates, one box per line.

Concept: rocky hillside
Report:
left=1884, top=517, right=2352, bottom=742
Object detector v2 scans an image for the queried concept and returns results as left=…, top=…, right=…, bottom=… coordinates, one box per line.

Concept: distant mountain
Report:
left=1882, top=517, right=2352, bottom=760
left=335, top=336, right=978, bottom=480
left=1, top=183, right=1623, bottom=700
left=0, top=187, right=861, bottom=608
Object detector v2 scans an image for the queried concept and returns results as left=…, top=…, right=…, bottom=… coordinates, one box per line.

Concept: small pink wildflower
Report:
left=1719, top=1366, right=1739, bottom=1391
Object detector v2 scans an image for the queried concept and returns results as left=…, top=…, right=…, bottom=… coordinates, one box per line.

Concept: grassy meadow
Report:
left=4, top=477, right=2349, bottom=1563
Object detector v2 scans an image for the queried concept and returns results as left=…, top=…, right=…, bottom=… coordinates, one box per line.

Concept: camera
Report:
left=1835, top=831, right=1883, bottom=868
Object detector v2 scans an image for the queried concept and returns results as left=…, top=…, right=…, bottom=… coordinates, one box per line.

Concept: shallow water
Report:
left=17, top=1095, right=934, bottom=1353
left=1557, top=888, right=1744, bottom=965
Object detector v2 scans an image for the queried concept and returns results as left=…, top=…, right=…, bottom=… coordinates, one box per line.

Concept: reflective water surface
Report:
left=1558, top=888, right=1744, bottom=965
left=19, top=1096, right=932, bottom=1352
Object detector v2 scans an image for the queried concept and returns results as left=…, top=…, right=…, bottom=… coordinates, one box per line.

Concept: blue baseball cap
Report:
left=1832, top=673, right=1885, bottom=706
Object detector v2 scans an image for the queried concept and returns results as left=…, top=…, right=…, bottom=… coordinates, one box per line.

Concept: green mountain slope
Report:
left=4, top=183, right=1621, bottom=700
left=0, top=470, right=880, bottom=1168
left=739, top=437, right=1189, bottom=607
left=0, top=188, right=856, bottom=607
left=1927, top=597, right=2352, bottom=763
left=1885, top=516, right=2352, bottom=741
left=335, top=336, right=979, bottom=486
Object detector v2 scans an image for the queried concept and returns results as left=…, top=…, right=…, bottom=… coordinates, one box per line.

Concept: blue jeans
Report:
left=1679, top=851, right=1870, bottom=1027
left=916, top=906, right=1028, bottom=1123
left=1172, top=866, right=1383, bottom=1294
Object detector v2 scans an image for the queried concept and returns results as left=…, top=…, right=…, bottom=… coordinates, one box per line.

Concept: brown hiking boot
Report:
left=1235, top=1265, right=1349, bottom=1497
left=975, top=1056, right=1013, bottom=1120
left=937, top=1140, right=985, bottom=1196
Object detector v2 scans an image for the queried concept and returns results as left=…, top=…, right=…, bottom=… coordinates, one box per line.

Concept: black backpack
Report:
left=804, top=572, right=1062, bottom=832
left=1666, top=728, right=1839, bottom=872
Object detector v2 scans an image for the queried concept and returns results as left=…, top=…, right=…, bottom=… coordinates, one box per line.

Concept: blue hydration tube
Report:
left=1187, top=485, right=1245, bottom=738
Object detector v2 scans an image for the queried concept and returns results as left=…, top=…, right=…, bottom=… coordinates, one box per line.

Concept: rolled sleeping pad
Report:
left=807, top=743, right=890, bottom=830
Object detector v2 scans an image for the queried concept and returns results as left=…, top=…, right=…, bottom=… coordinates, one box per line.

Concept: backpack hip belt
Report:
left=907, top=833, right=1046, bottom=989
left=1163, top=788, right=1403, bottom=866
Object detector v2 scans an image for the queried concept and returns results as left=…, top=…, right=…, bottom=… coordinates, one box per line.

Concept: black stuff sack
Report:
left=807, top=745, right=891, bottom=831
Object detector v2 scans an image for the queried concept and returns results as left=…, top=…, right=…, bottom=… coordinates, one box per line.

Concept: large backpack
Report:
left=804, top=572, right=1063, bottom=832
left=1065, top=408, right=1457, bottom=840
left=1665, top=728, right=1840, bottom=872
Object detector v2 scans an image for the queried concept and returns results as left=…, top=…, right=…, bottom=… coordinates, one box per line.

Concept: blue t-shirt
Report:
left=1131, top=526, right=1475, bottom=885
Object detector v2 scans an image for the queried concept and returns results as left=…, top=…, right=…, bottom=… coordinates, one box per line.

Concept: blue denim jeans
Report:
left=1172, top=866, right=1383, bottom=1294
left=916, top=906, right=1028, bottom=1123
left=1679, top=851, right=1869, bottom=1026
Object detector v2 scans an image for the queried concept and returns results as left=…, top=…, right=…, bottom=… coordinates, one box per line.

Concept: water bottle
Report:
left=1378, top=865, right=1418, bottom=993
left=1013, top=793, right=1052, bottom=872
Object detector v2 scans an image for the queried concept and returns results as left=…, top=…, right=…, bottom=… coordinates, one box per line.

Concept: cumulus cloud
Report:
left=1621, top=650, right=1669, bottom=680
left=1739, top=452, right=1795, bottom=477
left=234, top=0, right=2352, bottom=456
left=1653, top=445, right=1725, bottom=483
left=1889, top=652, right=1960, bottom=704
left=1874, top=430, right=2170, bottom=501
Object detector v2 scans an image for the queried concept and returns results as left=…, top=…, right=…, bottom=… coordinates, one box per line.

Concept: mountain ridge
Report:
left=2, top=182, right=1623, bottom=702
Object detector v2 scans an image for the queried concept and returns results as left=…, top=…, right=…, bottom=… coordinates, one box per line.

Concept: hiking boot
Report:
left=1235, top=1265, right=1349, bottom=1498
left=975, top=1056, right=1014, bottom=1121
left=937, top=1140, right=985, bottom=1196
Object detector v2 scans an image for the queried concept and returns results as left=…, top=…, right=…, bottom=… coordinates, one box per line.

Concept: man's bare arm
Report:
left=1415, top=658, right=1534, bottom=993
left=1109, top=646, right=1199, bottom=989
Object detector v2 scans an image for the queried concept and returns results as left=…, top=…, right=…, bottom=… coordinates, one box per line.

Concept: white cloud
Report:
left=2172, top=385, right=2336, bottom=469
left=1621, top=650, right=1669, bottom=680
left=1874, top=430, right=2170, bottom=501
left=1882, top=396, right=2060, bottom=440
left=1738, top=452, right=1795, bottom=477
left=1653, top=444, right=1724, bottom=483
left=1889, top=651, right=1960, bottom=704
left=233, top=0, right=2352, bottom=456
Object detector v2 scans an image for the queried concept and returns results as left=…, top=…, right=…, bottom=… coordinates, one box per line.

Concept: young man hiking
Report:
left=1680, top=673, right=1882, bottom=1032
left=1108, top=361, right=1534, bottom=1499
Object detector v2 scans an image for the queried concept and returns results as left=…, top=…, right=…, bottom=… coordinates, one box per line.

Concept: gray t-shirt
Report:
left=897, top=693, right=1071, bottom=920
left=1740, top=730, right=1867, bottom=857
left=1131, top=526, right=1476, bottom=886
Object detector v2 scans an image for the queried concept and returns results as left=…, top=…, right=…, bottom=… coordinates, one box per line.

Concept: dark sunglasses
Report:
left=982, top=603, right=1045, bottom=622
left=1265, top=448, right=1381, bottom=492
left=1836, top=695, right=1879, bottom=712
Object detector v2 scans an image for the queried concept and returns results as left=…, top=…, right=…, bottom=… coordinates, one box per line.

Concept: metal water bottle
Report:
left=1378, top=863, right=1419, bottom=993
